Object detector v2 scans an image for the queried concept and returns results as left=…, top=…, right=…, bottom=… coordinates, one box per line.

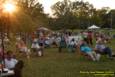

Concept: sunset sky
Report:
left=39, top=0, right=115, bottom=15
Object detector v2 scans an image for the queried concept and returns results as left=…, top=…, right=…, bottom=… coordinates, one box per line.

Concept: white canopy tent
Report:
left=37, top=27, right=49, bottom=31
left=88, top=25, right=100, bottom=29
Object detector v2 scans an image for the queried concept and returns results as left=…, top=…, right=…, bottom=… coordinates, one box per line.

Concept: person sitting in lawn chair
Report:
left=80, top=41, right=100, bottom=61
left=5, top=51, right=18, bottom=70
left=68, top=38, right=77, bottom=53
left=31, top=38, right=43, bottom=57
left=7, top=60, right=24, bottom=77
left=94, top=40, right=114, bottom=60
left=44, top=37, right=51, bottom=48
left=16, top=40, right=30, bottom=59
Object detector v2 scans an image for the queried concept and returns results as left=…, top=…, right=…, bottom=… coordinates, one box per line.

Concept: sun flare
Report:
left=3, top=2, right=16, bottom=13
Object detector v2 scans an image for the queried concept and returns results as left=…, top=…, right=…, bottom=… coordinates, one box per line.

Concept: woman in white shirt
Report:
left=5, top=51, right=18, bottom=70
left=31, top=38, right=43, bottom=56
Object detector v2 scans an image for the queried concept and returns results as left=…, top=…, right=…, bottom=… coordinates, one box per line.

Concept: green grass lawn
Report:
left=20, top=46, right=115, bottom=77
left=6, top=31, right=115, bottom=77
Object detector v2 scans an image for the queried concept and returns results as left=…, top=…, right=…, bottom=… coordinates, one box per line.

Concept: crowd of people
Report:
left=0, top=30, right=115, bottom=77
left=12, top=30, right=114, bottom=61
left=0, top=30, right=114, bottom=59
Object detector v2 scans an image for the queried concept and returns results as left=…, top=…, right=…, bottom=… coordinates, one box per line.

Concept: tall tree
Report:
left=106, top=9, right=115, bottom=28
left=16, top=0, right=48, bottom=26
left=91, top=7, right=110, bottom=28
left=52, top=0, right=72, bottom=17
left=51, top=0, right=95, bottom=29
left=4, top=0, right=49, bottom=35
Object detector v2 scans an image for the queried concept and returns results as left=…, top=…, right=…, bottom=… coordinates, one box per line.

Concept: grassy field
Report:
left=20, top=39, right=115, bottom=77
left=5, top=30, right=115, bottom=77
left=21, top=48, right=115, bottom=77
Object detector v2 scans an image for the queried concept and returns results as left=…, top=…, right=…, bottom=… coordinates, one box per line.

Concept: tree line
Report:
left=0, top=0, right=115, bottom=34
left=50, top=0, right=115, bottom=30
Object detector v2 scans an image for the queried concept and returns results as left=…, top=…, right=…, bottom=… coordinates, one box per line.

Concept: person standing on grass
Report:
left=31, top=38, right=38, bottom=51
left=58, top=35, right=67, bottom=53
left=81, top=31, right=88, bottom=45
left=31, top=38, right=42, bottom=56
left=87, top=31, right=93, bottom=46
left=38, top=37, right=45, bottom=56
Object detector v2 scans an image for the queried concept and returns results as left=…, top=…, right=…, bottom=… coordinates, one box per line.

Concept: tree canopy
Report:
left=50, top=0, right=114, bottom=30
left=0, top=0, right=115, bottom=33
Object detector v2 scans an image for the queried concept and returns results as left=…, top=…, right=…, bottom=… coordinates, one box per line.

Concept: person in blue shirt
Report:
left=80, top=42, right=99, bottom=61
